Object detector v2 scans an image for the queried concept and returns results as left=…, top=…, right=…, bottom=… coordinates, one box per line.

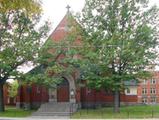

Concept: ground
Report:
left=1, top=105, right=159, bottom=119
left=0, top=106, right=34, bottom=118
left=71, top=105, right=159, bottom=119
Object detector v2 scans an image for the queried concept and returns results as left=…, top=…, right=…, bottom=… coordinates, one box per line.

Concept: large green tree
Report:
left=0, top=0, right=48, bottom=112
left=78, top=0, right=159, bottom=112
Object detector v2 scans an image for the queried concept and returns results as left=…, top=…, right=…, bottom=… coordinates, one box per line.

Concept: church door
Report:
left=57, top=78, right=69, bottom=102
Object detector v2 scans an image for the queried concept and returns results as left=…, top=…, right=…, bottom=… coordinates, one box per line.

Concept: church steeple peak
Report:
left=66, top=5, right=71, bottom=13
left=50, top=5, right=78, bottom=41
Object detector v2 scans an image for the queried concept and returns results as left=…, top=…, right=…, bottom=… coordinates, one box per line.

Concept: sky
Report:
left=18, top=0, right=159, bottom=74
left=41, top=0, right=85, bottom=31
left=41, top=0, right=159, bottom=31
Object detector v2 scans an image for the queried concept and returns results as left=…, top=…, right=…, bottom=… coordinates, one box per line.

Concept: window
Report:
left=151, top=79, right=156, bottom=84
left=150, top=88, right=156, bottom=94
left=143, top=79, right=147, bottom=84
left=126, top=89, right=130, bottom=94
left=151, top=97, right=156, bottom=103
left=142, top=97, right=147, bottom=103
left=142, top=88, right=147, bottom=94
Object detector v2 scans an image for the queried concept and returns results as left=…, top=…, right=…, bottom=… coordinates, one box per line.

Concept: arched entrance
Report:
left=57, top=78, right=69, bottom=102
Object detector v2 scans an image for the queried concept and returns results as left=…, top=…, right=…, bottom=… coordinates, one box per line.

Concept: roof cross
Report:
left=66, top=5, right=71, bottom=12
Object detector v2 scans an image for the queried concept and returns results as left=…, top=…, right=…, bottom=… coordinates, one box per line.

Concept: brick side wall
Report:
left=30, top=84, right=49, bottom=103
left=137, top=71, right=159, bottom=104
left=81, top=87, right=137, bottom=103
left=3, top=85, right=8, bottom=105
left=16, top=84, right=49, bottom=109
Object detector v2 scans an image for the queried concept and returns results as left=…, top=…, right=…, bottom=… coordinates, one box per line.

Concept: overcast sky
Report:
left=41, top=0, right=159, bottom=31
left=41, top=0, right=85, bottom=31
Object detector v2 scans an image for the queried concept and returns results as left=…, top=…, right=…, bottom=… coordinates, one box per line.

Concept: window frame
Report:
left=150, top=88, right=156, bottom=94
left=142, top=88, right=147, bottom=94
left=150, top=97, right=156, bottom=103
left=142, top=97, right=147, bottom=103
left=151, top=78, right=156, bottom=84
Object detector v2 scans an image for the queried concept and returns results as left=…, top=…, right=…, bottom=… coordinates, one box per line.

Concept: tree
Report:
left=24, top=13, right=83, bottom=88
left=0, top=0, right=48, bottom=112
left=23, top=40, right=67, bottom=88
left=78, top=0, right=159, bottom=112
left=0, top=0, right=42, bottom=15
left=8, top=80, right=19, bottom=98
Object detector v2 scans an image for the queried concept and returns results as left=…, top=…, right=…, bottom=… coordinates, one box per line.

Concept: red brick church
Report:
left=4, top=8, right=158, bottom=111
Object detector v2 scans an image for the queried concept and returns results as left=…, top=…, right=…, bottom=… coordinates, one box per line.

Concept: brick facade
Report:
left=16, top=84, right=49, bottom=109
left=81, top=87, right=137, bottom=108
left=137, top=71, right=159, bottom=104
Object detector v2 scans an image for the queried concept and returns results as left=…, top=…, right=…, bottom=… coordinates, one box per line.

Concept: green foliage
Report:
left=72, top=105, right=159, bottom=119
left=78, top=0, right=159, bottom=91
left=76, top=0, right=159, bottom=112
left=0, top=0, right=48, bottom=112
left=23, top=13, right=84, bottom=87
left=8, top=81, right=19, bottom=98
left=0, top=10, right=49, bottom=84
left=0, top=6, right=49, bottom=82
left=0, top=106, right=34, bottom=117
left=0, top=0, right=42, bottom=15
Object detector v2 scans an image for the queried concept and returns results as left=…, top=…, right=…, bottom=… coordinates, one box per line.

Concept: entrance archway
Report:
left=57, top=78, right=69, bottom=102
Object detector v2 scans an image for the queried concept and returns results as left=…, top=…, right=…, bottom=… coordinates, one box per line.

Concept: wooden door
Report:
left=57, top=78, right=69, bottom=102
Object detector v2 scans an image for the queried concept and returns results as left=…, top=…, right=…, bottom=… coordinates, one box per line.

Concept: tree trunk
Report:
left=0, top=84, right=5, bottom=112
left=114, top=89, right=120, bottom=113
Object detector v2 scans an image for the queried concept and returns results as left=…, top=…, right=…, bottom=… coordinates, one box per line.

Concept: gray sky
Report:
left=41, top=0, right=159, bottom=31
left=41, top=0, right=85, bottom=30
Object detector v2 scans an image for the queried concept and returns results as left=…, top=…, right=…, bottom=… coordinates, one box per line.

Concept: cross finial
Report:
left=66, top=5, right=71, bottom=12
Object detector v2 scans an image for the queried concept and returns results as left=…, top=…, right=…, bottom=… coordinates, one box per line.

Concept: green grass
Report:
left=71, top=105, right=159, bottom=119
left=0, top=106, right=34, bottom=117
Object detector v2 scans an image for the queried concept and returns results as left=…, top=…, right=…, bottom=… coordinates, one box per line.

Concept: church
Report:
left=4, top=7, right=141, bottom=113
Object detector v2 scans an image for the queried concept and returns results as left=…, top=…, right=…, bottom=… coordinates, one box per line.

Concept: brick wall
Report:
left=16, top=84, right=49, bottom=109
left=81, top=87, right=137, bottom=108
left=137, top=71, right=159, bottom=104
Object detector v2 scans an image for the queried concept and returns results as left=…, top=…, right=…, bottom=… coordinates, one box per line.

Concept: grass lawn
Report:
left=0, top=106, right=34, bottom=117
left=71, top=105, right=159, bottom=119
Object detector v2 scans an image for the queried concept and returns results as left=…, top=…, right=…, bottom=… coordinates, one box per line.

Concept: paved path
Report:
left=28, top=116, right=70, bottom=119
left=0, top=117, right=69, bottom=120
left=0, top=117, right=159, bottom=120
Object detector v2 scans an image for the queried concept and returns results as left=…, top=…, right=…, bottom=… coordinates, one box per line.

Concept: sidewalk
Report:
left=0, top=117, right=69, bottom=120
left=0, top=118, right=159, bottom=120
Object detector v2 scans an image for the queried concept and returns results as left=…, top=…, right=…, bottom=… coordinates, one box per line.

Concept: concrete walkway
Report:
left=28, top=115, right=70, bottom=119
left=0, top=118, right=159, bottom=120
left=0, top=117, right=69, bottom=120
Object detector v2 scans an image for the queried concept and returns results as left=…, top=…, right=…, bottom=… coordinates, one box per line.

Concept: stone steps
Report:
left=32, top=112, right=71, bottom=116
left=31, top=102, right=77, bottom=117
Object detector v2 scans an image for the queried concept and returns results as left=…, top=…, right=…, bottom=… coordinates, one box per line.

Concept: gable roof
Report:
left=49, top=11, right=78, bottom=42
left=26, top=10, right=82, bottom=75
